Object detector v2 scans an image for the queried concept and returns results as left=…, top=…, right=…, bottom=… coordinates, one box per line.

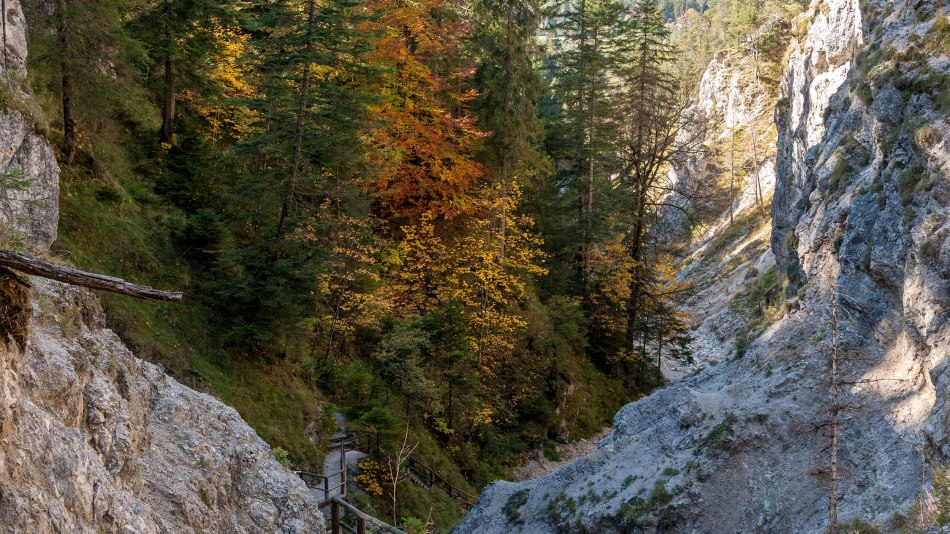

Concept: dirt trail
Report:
left=513, top=427, right=613, bottom=481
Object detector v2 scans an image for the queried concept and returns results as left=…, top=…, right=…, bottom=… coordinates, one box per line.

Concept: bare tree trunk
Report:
left=830, top=298, right=840, bottom=534
left=626, top=199, right=646, bottom=361
left=0, top=249, right=183, bottom=301
left=385, top=424, right=419, bottom=525
left=1, top=0, right=8, bottom=88
left=276, top=0, right=317, bottom=239
left=159, top=1, right=177, bottom=144
left=750, top=125, right=766, bottom=219
left=576, top=0, right=590, bottom=295
left=57, top=0, right=76, bottom=164
left=728, top=129, right=736, bottom=226
left=160, top=56, right=176, bottom=143
left=497, top=0, right=515, bottom=261
left=587, top=29, right=598, bottom=290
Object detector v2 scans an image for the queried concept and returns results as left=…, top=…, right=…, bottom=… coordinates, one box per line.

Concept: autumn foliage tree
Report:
left=362, top=0, right=486, bottom=225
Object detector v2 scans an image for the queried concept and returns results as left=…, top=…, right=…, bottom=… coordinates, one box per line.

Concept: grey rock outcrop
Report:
left=0, top=278, right=326, bottom=533
left=0, top=0, right=59, bottom=250
left=664, top=51, right=780, bottom=377
left=457, top=0, right=950, bottom=531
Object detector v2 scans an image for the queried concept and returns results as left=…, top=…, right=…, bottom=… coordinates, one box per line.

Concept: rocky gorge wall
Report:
left=0, top=0, right=58, bottom=250
left=456, top=0, right=950, bottom=531
left=0, top=279, right=325, bottom=533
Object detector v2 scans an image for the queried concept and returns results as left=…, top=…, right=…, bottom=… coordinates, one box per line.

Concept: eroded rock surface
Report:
left=0, top=279, right=325, bottom=533
left=0, top=0, right=58, bottom=250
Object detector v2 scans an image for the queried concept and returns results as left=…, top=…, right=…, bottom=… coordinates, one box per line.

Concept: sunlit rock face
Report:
left=660, top=50, right=781, bottom=377
left=0, top=279, right=327, bottom=533
left=0, top=0, right=59, bottom=251
left=457, top=0, right=950, bottom=531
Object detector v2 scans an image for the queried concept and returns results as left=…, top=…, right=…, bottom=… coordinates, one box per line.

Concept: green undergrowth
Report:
left=730, top=266, right=786, bottom=357
left=55, top=146, right=332, bottom=468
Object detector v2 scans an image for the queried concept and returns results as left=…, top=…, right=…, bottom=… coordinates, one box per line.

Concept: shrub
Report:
left=829, top=157, right=855, bottom=192
left=695, top=412, right=738, bottom=456
left=731, top=266, right=787, bottom=356
left=786, top=232, right=799, bottom=254
left=899, top=164, right=928, bottom=206
left=934, top=467, right=950, bottom=525
left=401, top=517, right=428, bottom=534
left=543, top=442, right=562, bottom=462
left=272, top=446, right=291, bottom=468
left=836, top=517, right=882, bottom=533
left=617, top=479, right=677, bottom=529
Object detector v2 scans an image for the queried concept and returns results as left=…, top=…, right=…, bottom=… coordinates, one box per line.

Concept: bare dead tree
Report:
left=814, top=291, right=909, bottom=534
left=0, top=249, right=182, bottom=301
left=829, top=295, right=840, bottom=534
left=384, top=423, right=419, bottom=525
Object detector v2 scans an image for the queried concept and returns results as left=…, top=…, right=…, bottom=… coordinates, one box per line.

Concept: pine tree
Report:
left=544, top=0, right=625, bottom=298
left=615, top=0, right=694, bottom=358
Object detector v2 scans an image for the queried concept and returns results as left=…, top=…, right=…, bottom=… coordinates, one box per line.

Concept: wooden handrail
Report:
left=403, top=456, right=476, bottom=508
left=329, top=496, right=406, bottom=534
left=297, top=429, right=477, bottom=514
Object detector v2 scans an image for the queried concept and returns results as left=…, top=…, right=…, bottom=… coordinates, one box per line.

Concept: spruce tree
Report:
left=543, top=0, right=625, bottom=297
left=129, top=0, right=238, bottom=143
left=27, top=0, right=140, bottom=164
left=211, top=0, right=376, bottom=351
left=473, top=0, right=547, bottom=258
left=616, top=0, right=693, bottom=363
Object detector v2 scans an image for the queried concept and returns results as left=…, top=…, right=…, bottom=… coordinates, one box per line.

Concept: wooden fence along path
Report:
left=294, top=431, right=478, bottom=533
left=349, top=431, right=477, bottom=510
left=327, top=496, right=406, bottom=534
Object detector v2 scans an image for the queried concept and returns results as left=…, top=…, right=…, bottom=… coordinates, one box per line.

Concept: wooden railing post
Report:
left=340, top=441, right=346, bottom=496
left=331, top=500, right=341, bottom=534
left=357, top=517, right=366, bottom=534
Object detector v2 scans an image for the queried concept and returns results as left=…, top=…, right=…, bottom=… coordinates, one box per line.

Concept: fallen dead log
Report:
left=0, top=249, right=183, bottom=302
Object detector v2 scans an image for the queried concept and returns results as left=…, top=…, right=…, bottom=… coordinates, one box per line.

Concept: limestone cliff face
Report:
left=665, top=52, right=779, bottom=377
left=457, top=0, right=950, bottom=531
left=0, top=0, right=58, bottom=250
left=0, top=280, right=325, bottom=533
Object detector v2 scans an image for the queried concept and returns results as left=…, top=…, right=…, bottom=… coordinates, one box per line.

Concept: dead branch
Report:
left=0, top=249, right=183, bottom=302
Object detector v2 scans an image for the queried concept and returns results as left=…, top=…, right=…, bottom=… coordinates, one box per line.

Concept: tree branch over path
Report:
left=0, top=249, right=183, bottom=301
